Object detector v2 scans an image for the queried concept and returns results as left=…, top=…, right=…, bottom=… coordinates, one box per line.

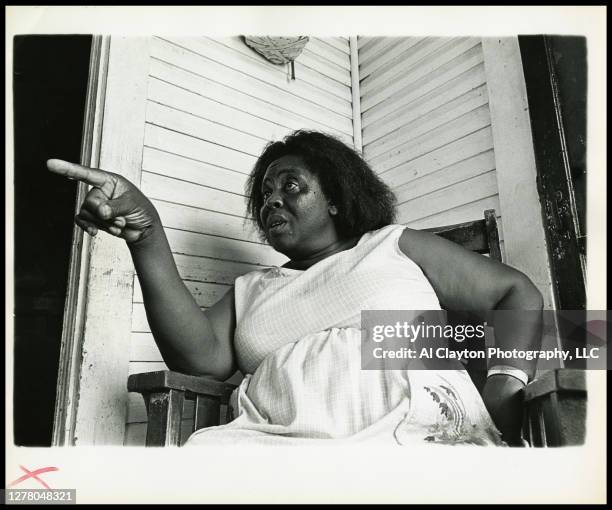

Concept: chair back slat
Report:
left=484, top=210, right=502, bottom=261
left=422, top=209, right=501, bottom=260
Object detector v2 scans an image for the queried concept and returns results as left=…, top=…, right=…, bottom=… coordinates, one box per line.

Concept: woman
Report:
left=48, top=130, right=543, bottom=446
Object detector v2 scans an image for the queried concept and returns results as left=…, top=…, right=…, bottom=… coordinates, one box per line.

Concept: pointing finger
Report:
left=47, top=159, right=110, bottom=188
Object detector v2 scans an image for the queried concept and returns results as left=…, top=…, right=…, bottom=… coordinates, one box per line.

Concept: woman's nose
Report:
left=265, top=192, right=283, bottom=209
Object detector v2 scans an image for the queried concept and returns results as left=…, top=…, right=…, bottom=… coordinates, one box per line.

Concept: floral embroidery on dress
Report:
left=393, top=377, right=505, bottom=446
left=420, top=384, right=468, bottom=442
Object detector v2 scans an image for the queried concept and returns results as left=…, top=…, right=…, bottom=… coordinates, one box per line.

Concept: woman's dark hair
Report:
left=246, top=130, right=397, bottom=240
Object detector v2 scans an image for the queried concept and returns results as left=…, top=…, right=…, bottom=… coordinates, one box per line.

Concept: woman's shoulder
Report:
left=351, top=223, right=414, bottom=263
left=364, top=223, right=446, bottom=251
left=359, top=223, right=408, bottom=245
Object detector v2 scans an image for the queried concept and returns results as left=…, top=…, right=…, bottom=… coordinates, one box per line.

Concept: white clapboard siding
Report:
left=365, top=85, right=489, bottom=160
left=397, top=171, right=499, bottom=223
left=368, top=104, right=492, bottom=174
left=362, top=43, right=485, bottom=128
left=129, top=361, right=168, bottom=376
left=131, top=334, right=255, bottom=370
left=141, top=172, right=248, bottom=217
left=152, top=200, right=259, bottom=242
left=126, top=37, right=351, bottom=445
left=363, top=62, right=487, bottom=145
left=314, top=37, right=350, bottom=55
left=359, top=36, right=505, bottom=248
left=359, top=37, right=402, bottom=65
left=305, top=38, right=351, bottom=69
left=148, top=59, right=353, bottom=145
left=360, top=37, right=423, bottom=81
left=133, top=276, right=230, bottom=308
left=361, top=38, right=459, bottom=97
left=142, top=147, right=249, bottom=196
left=146, top=101, right=268, bottom=157
left=130, top=333, right=164, bottom=362
left=394, top=150, right=496, bottom=205
left=379, top=127, right=494, bottom=190
left=164, top=229, right=287, bottom=266
left=147, top=78, right=295, bottom=146
left=175, top=253, right=262, bottom=285
left=145, top=124, right=256, bottom=175
left=357, top=36, right=383, bottom=50
left=361, top=37, right=481, bottom=112
left=131, top=304, right=150, bottom=333
left=300, top=48, right=351, bottom=86
left=405, top=197, right=502, bottom=230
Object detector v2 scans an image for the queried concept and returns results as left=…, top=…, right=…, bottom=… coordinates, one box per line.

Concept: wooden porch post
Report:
left=481, top=37, right=556, bottom=310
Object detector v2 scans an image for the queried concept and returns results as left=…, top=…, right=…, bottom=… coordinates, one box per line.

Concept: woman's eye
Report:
left=262, top=191, right=271, bottom=200
left=285, top=182, right=299, bottom=192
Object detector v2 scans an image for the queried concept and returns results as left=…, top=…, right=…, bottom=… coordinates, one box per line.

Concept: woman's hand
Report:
left=48, top=159, right=236, bottom=379
left=47, top=159, right=160, bottom=244
left=482, top=374, right=526, bottom=446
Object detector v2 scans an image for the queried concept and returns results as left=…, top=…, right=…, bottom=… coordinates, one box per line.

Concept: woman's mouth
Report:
left=267, top=217, right=288, bottom=234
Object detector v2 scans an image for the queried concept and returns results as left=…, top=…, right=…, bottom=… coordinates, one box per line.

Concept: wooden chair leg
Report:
left=145, top=389, right=185, bottom=447
left=523, top=369, right=587, bottom=447
left=194, top=395, right=221, bottom=432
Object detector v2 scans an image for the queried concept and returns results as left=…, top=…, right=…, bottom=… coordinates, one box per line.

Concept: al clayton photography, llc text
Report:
left=362, top=310, right=608, bottom=370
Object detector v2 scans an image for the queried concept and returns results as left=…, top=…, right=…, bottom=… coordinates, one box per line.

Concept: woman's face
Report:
left=259, top=154, right=339, bottom=259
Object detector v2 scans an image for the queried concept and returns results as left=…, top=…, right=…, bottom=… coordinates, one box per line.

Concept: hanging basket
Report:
left=243, top=36, right=309, bottom=80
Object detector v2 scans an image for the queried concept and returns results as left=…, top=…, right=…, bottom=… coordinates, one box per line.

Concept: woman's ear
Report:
left=328, top=203, right=338, bottom=216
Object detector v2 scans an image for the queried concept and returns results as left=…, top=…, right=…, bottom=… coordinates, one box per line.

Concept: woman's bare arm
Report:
left=398, top=227, right=543, bottom=371
left=47, top=159, right=236, bottom=380
left=129, top=226, right=236, bottom=379
left=398, top=227, right=544, bottom=444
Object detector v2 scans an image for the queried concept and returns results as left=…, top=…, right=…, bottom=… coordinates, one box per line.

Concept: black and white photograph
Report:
left=6, top=5, right=606, bottom=505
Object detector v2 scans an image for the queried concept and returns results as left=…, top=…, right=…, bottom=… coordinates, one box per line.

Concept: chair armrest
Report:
left=127, top=370, right=237, bottom=447
left=522, top=369, right=587, bottom=447
left=128, top=370, right=237, bottom=401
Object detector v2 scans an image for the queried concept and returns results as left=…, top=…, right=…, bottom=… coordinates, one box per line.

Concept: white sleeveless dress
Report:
left=185, top=224, right=505, bottom=446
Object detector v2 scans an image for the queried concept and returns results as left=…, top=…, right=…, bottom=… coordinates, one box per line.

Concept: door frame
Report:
left=52, top=35, right=110, bottom=446
left=517, top=35, right=587, bottom=310
left=52, top=36, right=151, bottom=445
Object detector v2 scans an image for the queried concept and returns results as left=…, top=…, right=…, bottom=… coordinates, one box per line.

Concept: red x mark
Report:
left=9, top=466, right=59, bottom=489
